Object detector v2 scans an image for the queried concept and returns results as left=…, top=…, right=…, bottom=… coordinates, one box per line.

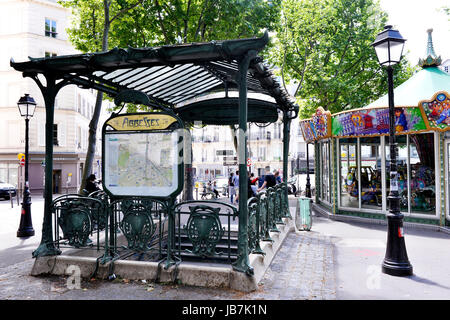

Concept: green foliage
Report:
left=270, top=0, right=413, bottom=119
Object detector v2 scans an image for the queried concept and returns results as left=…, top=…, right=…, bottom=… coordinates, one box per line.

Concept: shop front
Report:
left=301, top=88, right=450, bottom=227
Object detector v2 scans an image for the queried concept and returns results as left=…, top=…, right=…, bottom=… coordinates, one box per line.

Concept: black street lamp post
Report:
left=372, top=25, right=413, bottom=276
left=17, top=94, right=36, bottom=238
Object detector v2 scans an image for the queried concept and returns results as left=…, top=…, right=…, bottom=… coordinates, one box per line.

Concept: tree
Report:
left=61, top=0, right=144, bottom=194
left=270, top=0, right=413, bottom=119
left=62, top=0, right=281, bottom=197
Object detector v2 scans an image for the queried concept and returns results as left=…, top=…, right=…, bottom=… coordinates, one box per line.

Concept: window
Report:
left=45, top=52, right=57, bottom=57
left=385, top=135, right=408, bottom=213
left=360, top=137, right=381, bottom=210
left=320, top=141, right=331, bottom=203
left=45, top=18, right=57, bottom=38
left=408, top=134, right=435, bottom=214
left=53, top=124, right=58, bottom=146
left=339, top=138, right=358, bottom=208
left=338, top=133, right=436, bottom=215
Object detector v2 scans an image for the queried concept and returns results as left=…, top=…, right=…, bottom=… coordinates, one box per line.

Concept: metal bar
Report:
left=137, top=64, right=199, bottom=93
left=131, top=64, right=185, bottom=91
left=231, top=50, right=256, bottom=275
left=148, top=67, right=207, bottom=97
left=120, top=66, right=166, bottom=86
left=153, top=73, right=214, bottom=99
left=168, top=80, right=222, bottom=104
left=32, top=74, right=62, bottom=257
left=282, top=114, right=291, bottom=217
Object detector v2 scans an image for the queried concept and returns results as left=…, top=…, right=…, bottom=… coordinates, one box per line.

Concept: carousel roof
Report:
left=365, top=66, right=450, bottom=108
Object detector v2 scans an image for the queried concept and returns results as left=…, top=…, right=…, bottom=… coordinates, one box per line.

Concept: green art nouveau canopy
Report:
left=11, top=31, right=298, bottom=124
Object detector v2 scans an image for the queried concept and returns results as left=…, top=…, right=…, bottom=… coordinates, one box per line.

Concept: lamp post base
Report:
left=382, top=259, right=413, bottom=277
left=382, top=213, right=413, bottom=277
left=17, top=228, right=35, bottom=238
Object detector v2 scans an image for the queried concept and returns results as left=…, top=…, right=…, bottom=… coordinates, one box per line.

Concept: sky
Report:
left=378, top=0, right=449, bottom=66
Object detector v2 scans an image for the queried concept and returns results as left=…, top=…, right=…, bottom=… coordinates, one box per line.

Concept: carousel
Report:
left=300, top=29, right=450, bottom=227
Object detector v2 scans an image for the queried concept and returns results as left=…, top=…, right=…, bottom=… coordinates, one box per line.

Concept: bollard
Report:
left=9, top=191, right=13, bottom=208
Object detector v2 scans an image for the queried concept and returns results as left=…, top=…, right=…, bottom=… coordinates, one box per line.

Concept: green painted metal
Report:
left=282, top=115, right=292, bottom=218
left=247, top=197, right=265, bottom=256
left=10, top=34, right=301, bottom=276
left=232, top=51, right=255, bottom=276
left=51, top=194, right=105, bottom=249
left=176, top=97, right=279, bottom=125
left=296, top=197, right=312, bottom=231
left=31, top=74, right=68, bottom=258
left=183, top=205, right=224, bottom=257
left=119, top=200, right=157, bottom=253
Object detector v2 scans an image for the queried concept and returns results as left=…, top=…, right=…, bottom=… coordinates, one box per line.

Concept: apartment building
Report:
left=0, top=0, right=104, bottom=194
left=191, top=117, right=312, bottom=181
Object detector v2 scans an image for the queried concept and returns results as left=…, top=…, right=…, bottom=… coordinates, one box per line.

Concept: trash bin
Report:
left=295, top=197, right=312, bottom=231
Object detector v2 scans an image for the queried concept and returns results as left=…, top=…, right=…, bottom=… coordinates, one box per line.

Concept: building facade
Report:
left=191, top=117, right=313, bottom=181
left=0, top=0, right=103, bottom=194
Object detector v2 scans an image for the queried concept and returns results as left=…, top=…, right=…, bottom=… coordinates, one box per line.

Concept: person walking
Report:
left=274, top=170, right=282, bottom=184
left=257, top=167, right=276, bottom=192
left=229, top=172, right=235, bottom=203
left=232, top=170, right=239, bottom=204
left=250, top=172, right=258, bottom=196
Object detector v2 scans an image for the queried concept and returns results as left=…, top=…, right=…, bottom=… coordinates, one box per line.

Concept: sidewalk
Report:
left=0, top=197, right=449, bottom=300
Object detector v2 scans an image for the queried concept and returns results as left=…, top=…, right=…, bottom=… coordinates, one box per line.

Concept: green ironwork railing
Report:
left=247, top=183, right=290, bottom=255
left=50, top=194, right=107, bottom=251
left=47, top=183, right=290, bottom=275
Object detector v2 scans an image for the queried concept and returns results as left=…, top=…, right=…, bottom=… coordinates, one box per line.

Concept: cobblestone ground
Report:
left=0, top=231, right=336, bottom=300
left=247, top=232, right=336, bottom=300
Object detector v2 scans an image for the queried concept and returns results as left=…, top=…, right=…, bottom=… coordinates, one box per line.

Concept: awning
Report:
left=10, top=31, right=298, bottom=123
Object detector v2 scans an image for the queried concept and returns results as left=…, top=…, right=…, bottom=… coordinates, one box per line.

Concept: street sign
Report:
left=223, top=161, right=237, bottom=166
left=216, top=150, right=234, bottom=156
left=19, top=158, right=25, bottom=166
left=247, top=158, right=252, bottom=167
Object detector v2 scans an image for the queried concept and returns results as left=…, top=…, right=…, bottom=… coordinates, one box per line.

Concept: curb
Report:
left=312, top=203, right=450, bottom=235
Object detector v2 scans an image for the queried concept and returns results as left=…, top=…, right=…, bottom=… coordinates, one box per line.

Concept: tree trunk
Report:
left=79, top=1, right=110, bottom=194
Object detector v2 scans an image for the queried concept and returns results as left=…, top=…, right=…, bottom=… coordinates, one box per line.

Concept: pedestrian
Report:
left=233, top=171, right=239, bottom=204
left=274, top=170, right=281, bottom=184
left=250, top=172, right=258, bottom=195
left=229, top=172, right=235, bottom=203
left=85, top=174, right=100, bottom=195
left=247, top=172, right=255, bottom=199
left=257, top=167, right=276, bottom=192
left=212, top=180, right=219, bottom=198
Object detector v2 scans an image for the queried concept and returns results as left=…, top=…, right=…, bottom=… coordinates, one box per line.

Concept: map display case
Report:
left=102, top=112, right=184, bottom=199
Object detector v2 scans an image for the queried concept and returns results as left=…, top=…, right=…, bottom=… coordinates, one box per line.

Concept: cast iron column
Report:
left=282, top=114, right=292, bottom=217
left=382, top=66, right=413, bottom=276
left=232, top=51, right=256, bottom=275
left=305, top=143, right=311, bottom=198
left=17, top=117, right=35, bottom=237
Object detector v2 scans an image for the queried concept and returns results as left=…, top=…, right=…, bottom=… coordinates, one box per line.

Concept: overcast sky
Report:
left=378, top=0, right=449, bottom=66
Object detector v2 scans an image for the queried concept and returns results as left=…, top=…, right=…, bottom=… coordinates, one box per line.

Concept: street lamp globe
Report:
left=372, top=25, right=406, bottom=67
left=17, top=93, right=36, bottom=119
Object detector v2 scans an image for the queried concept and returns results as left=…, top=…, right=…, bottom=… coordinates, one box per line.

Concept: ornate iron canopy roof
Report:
left=10, top=32, right=298, bottom=123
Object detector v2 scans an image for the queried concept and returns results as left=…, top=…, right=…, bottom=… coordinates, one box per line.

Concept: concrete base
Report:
left=31, top=210, right=296, bottom=292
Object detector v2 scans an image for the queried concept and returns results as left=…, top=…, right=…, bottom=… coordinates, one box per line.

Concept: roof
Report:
left=365, top=67, right=450, bottom=108
left=10, top=32, right=298, bottom=124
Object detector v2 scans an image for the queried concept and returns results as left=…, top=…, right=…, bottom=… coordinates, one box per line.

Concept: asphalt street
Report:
left=0, top=193, right=449, bottom=300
